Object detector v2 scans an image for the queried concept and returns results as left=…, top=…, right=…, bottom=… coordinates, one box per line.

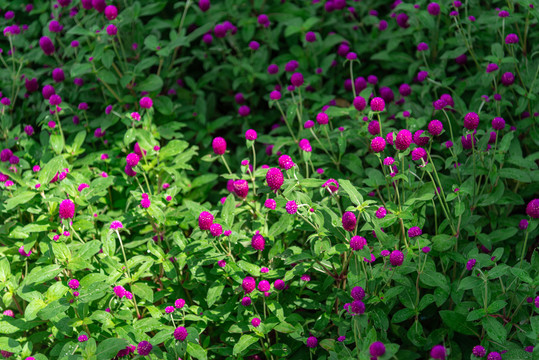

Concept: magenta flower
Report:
left=19, top=246, right=32, bottom=257
left=342, top=211, right=357, bottom=232
left=264, top=199, right=276, bottom=210
left=59, top=199, right=75, bottom=219
left=68, top=279, right=80, bottom=290
left=389, top=250, right=404, bottom=266
left=251, top=233, right=265, bottom=251
left=299, top=139, right=312, bottom=152
left=306, top=336, right=318, bottom=348
left=395, top=129, right=412, bottom=150
left=78, top=335, right=88, bottom=342
left=251, top=317, right=261, bottom=327
left=198, top=211, right=214, bottom=230
left=210, top=223, right=223, bottom=237
left=464, top=112, right=479, bottom=130
left=369, top=342, right=386, bottom=357
left=370, top=97, right=385, bottom=112
left=431, top=345, right=447, bottom=359
left=126, top=153, right=140, bottom=167
left=110, top=221, right=123, bottom=229
left=242, top=277, right=256, bottom=293
left=266, top=167, right=284, bottom=191
left=245, top=129, right=257, bottom=140
left=285, top=200, right=298, bottom=214
left=39, top=36, right=55, bottom=55
left=257, top=280, right=270, bottom=292
left=165, top=306, right=174, bottom=314
left=316, top=112, right=329, bottom=125
left=375, top=207, right=387, bottom=219
left=212, top=137, right=226, bottom=155
left=428, top=120, right=443, bottom=136
left=174, top=298, right=186, bottom=309
left=105, top=5, right=118, bottom=20
left=371, top=137, right=386, bottom=153
left=140, top=97, right=153, bottom=109
left=174, top=326, right=188, bottom=341
left=137, top=341, right=152, bottom=356
left=526, top=199, right=539, bottom=218
left=350, top=236, right=367, bottom=251
left=466, top=258, right=476, bottom=271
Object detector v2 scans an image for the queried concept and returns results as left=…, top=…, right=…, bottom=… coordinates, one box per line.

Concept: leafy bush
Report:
left=0, top=0, right=538, bottom=359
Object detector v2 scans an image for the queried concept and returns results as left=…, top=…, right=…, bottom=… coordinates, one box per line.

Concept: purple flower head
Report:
left=137, top=341, right=152, bottom=356
left=212, top=137, right=226, bottom=155
left=430, top=345, right=447, bottom=359
left=526, top=199, right=539, bottom=218
left=350, top=236, right=367, bottom=251
left=305, top=31, right=316, bottom=42
left=501, top=72, right=515, bottom=86
left=428, top=120, right=443, bottom=135
left=241, top=296, right=252, bottom=306
left=370, top=97, right=385, bottom=112
left=258, top=280, right=270, bottom=292
left=291, top=72, right=304, bottom=87
left=78, top=335, right=88, bottom=342
left=486, top=63, right=499, bottom=73
left=175, top=298, right=186, bottom=308
left=519, top=219, right=528, bottom=230
left=106, top=24, right=117, bottom=36
left=487, top=352, right=501, bottom=360
left=238, top=105, right=250, bottom=117
left=198, top=211, right=213, bottom=230
left=464, top=112, right=479, bottom=130
left=19, top=246, right=32, bottom=257
left=413, top=130, right=430, bottom=146
left=368, top=120, right=380, bottom=136
left=342, top=212, right=357, bottom=232
left=251, top=317, right=261, bottom=327
left=266, top=167, right=284, bottom=191
left=68, top=279, right=80, bottom=289
left=110, top=221, right=123, bottom=229
left=375, top=207, right=387, bottom=219
left=369, top=342, right=386, bottom=357
left=278, top=155, right=295, bottom=170
left=408, top=226, right=422, bottom=237
left=390, top=250, right=404, bottom=266
left=351, top=286, right=365, bottom=300
left=251, top=233, right=265, bottom=251
left=306, top=336, right=318, bottom=348
left=349, top=300, right=365, bottom=314
left=505, top=33, right=518, bottom=44
left=174, top=326, right=188, bottom=341
left=274, top=279, right=285, bottom=290
left=233, top=179, right=249, bottom=198
left=257, top=14, right=270, bottom=27
left=472, top=345, right=486, bottom=357
left=105, top=5, right=118, bottom=20
left=39, top=36, right=55, bottom=55
left=395, top=129, right=412, bottom=150
left=210, top=223, right=223, bottom=237
left=59, top=199, right=75, bottom=219
left=371, top=137, right=386, bottom=153
left=466, top=258, right=476, bottom=271
left=316, top=112, right=329, bottom=125
left=417, top=42, right=429, bottom=51
left=299, top=139, right=312, bottom=152
left=264, top=199, right=276, bottom=210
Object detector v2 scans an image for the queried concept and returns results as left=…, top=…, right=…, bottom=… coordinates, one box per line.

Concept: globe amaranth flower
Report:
left=322, top=179, right=339, bottom=194
left=371, top=137, right=386, bottom=153
left=389, top=250, right=404, bottom=266
left=285, top=200, right=298, bottom=214
left=305, top=31, right=316, bottom=42
left=486, top=63, right=499, bottom=73
left=165, top=306, right=174, bottom=314
left=395, top=129, right=412, bottom=151
left=238, top=105, right=250, bottom=117
left=198, top=211, right=214, bottom=230
left=408, top=226, right=423, bottom=237
left=175, top=298, right=186, bottom=309
left=417, top=42, right=429, bottom=51
left=110, top=221, right=123, bottom=230
left=59, top=199, right=75, bottom=219
left=39, top=36, right=55, bottom=55
left=233, top=179, right=249, bottom=198
left=137, top=341, right=152, bottom=356
left=492, top=117, right=505, bottom=130
left=139, top=97, right=153, bottom=109
left=126, top=153, right=140, bottom=167
left=106, top=24, right=117, bottom=36
left=273, top=279, right=285, bottom=290
left=427, top=2, right=440, bottom=15
left=306, top=336, right=318, bottom=348
left=472, top=345, right=486, bottom=357
left=375, top=207, right=387, bottom=219
left=269, top=90, right=281, bottom=101
left=267, top=64, right=279, bottom=74
left=212, top=137, right=226, bottom=155
left=105, top=5, right=118, bottom=20
left=68, top=279, right=80, bottom=290
left=264, top=199, right=276, bottom=210
left=278, top=155, right=295, bottom=170
left=349, top=300, right=365, bottom=315
left=245, top=129, right=257, bottom=140
left=430, top=345, right=447, bottom=359
left=428, top=120, right=443, bottom=135
left=342, top=211, right=357, bottom=232
left=210, top=223, right=223, bottom=237
left=369, top=342, right=386, bottom=357
left=464, top=112, right=479, bottom=130
left=316, top=112, right=329, bottom=125
left=519, top=219, right=528, bottom=230
left=298, top=138, right=312, bottom=152
left=77, top=182, right=89, bottom=192
left=251, top=317, right=261, bottom=327
left=501, top=72, right=515, bottom=86
left=19, top=246, right=32, bottom=257
left=291, top=72, right=304, bottom=87
left=353, top=96, right=366, bottom=111
left=525, top=199, right=539, bottom=218
left=370, top=97, right=385, bottom=112
left=505, top=33, right=518, bottom=44
left=257, top=280, right=270, bottom=292
left=241, top=296, right=252, bottom=306
left=350, top=236, right=367, bottom=251
left=266, top=167, right=284, bottom=191
left=351, top=286, right=365, bottom=300
left=466, top=258, right=477, bottom=270
left=487, top=352, right=501, bottom=360
left=174, top=326, right=188, bottom=341
left=78, top=335, right=88, bottom=342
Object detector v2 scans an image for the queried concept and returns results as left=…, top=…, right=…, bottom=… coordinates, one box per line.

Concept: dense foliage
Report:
left=0, top=0, right=538, bottom=359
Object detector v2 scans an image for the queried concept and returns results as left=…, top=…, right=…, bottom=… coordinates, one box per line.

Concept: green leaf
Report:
left=5, top=192, right=36, bottom=211
left=154, top=96, right=174, bottom=115
left=221, top=194, right=236, bottom=227
left=482, top=317, right=506, bottom=343
left=420, top=271, right=449, bottom=292
left=339, top=179, right=363, bottom=205
left=77, top=240, right=101, bottom=260
left=237, top=260, right=260, bottom=276
left=139, top=74, right=163, bottom=92
left=159, top=139, right=189, bottom=161
left=24, top=299, right=47, bottom=321
left=50, top=134, right=64, bottom=154
left=439, top=310, right=476, bottom=335
left=206, top=280, right=225, bottom=307
left=96, top=338, right=128, bottom=360
left=458, top=276, right=482, bottom=291
left=38, top=298, right=70, bottom=320
left=233, top=334, right=258, bottom=356
left=432, top=234, right=455, bottom=252
left=132, top=283, right=154, bottom=303
left=0, top=258, right=10, bottom=283
left=487, top=300, right=507, bottom=313
left=187, top=343, right=207, bottom=360
left=498, top=168, right=532, bottom=182
left=72, top=131, right=86, bottom=152
left=510, top=268, right=532, bottom=283
left=392, top=308, right=415, bottom=323
left=25, top=265, right=63, bottom=285
left=0, top=337, right=21, bottom=353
